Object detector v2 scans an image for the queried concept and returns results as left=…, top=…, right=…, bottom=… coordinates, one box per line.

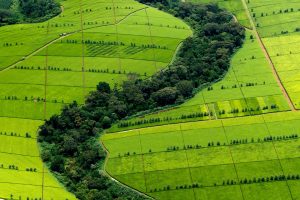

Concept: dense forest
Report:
left=38, top=0, right=245, bottom=199
left=0, top=0, right=60, bottom=26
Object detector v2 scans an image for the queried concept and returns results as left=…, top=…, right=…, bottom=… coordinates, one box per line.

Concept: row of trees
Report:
left=223, top=174, right=300, bottom=186
left=39, top=1, right=245, bottom=199
left=2, top=42, right=24, bottom=47
left=115, top=133, right=299, bottom=158
left=253, top=8, right=300, bottom=18
left=105, top=6, right=134, bottom=10
left=15, top=65, right=72, bottom=71
left=0, top=131, right=31, bottom=138
left=118, top=102, right=280, bottom=128
left=117, top=111, right=211, bottom=128
left=3, top=95, right=65, bottom=104
left=150, top=173, right=300, bottom=193
left=134, top=21, right=187, bottom=29
left=63, top=38, right=169, bottom=51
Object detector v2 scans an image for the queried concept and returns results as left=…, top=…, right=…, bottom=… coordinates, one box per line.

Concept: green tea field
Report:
left=1, top=0, right=300, bottom=199
left=102, top=0, right=300, bottom=199
left=0, top=0, right=191, bottom=199
left=103, top=111, right=300, bottom=200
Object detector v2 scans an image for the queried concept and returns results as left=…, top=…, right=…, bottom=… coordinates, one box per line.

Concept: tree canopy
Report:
left=0, top=0, right=60, bottom=26
left=38, top=1, right=245, bottom=199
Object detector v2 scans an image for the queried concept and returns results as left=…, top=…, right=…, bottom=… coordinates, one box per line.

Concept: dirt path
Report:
left=241, top=0, right=296, bottom=111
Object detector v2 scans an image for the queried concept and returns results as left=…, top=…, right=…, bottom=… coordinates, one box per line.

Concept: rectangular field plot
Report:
left=187, top=147, right=232, bottom=167
left=0, top=183, right=43, bottom=200
left=115, top=172, right=146, bottom=192
left=242, top=182, right=292, bottom=200
left=191, top=164, right=238, bottom=186
left=103, top=134, right=142, bottom=158
left=236, top=160, right=283, bottom=180
left=150, top=189, right=195, bottom=200
left=106, top=155, right=144, bottom=175
left=0, top=153, right=43, bottom=171
left=195, top=185, right=243, bottom=200
left=274, top=139, right=300, bottom=159
left=0, top=136, right=40, bottom=156
left=182, top=127, right=226, bottom=147
left=140, top=131, right=183, bottom=153
left=0, top=117, right=42, bottom=138
left=288, top=181, right=300, bottom=200
left=281, top=157, right=300, bottom=175
left=145, top=168, right=192, bottom=192
left=230, top=143, right=278, bottom=163
left=224, top=123, right=269, bottom=141
left=143, top=151, right=188, bottom=171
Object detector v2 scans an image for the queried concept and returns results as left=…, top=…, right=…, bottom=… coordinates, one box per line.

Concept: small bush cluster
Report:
left=15, top=65, right=72, bottom=71
left=25, top=168, right=37, bottom=172
left=0, top=131, right=31, bottom=138
left=2, top=42, right=24, bottom=47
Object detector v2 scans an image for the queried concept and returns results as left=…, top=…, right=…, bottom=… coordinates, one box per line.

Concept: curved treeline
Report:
left=38, top=1, right=245, bottom=200
left=0, top=0, right=61, bottom=26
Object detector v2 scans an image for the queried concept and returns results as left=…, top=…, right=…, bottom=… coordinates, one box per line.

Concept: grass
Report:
left=103, top=1, right=300, bottom=200
left=244, top=0, right=300, bottom=109
left=110, top=29, right=291, bottom=132
left=102, top=111, right=300, bottom=200
left=0, top=117, right=76, bottom=200
left=0, top=0, right=191, bottom=199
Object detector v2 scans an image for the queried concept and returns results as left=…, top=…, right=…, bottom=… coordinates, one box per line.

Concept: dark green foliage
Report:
left=0, top=0, right=60, bottom=26
left=38, top=1, right=245, bottom=199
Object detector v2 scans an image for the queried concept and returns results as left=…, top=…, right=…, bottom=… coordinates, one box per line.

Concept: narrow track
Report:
left=241, top=0, right=296, bottom=111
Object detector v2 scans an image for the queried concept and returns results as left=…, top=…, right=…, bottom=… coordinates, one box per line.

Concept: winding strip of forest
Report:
left=38, top=0, right=245, bottom=199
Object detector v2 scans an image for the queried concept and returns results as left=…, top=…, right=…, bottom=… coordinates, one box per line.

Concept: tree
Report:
left=97, top=82, right=111, bottom=94
left=50, top=155, right=64, bottom=173
left=151, top=87, right=178, bottom=106
left=102, top=116, right=112, bottom=129
left=176, top=80, right=193, bottom=97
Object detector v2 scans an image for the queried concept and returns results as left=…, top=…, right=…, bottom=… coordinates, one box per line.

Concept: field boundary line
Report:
left=0, top=151, right=40, bottom=157
left=145, top=8, right=158, bottom=72
left=138, top=130, right=149, bottom=193
left=240, top=0, right=296, bottom=111
left=262, top=115, right=294, bottom=199
left=41, top=19, right=51, bottom=200
left=111, top=0, right=123, bottom=73
left=221, top=120, right=245, bottom=199
left=80, top=0, right=87, bottom=100
left=179, top=124, right=197, bottom=200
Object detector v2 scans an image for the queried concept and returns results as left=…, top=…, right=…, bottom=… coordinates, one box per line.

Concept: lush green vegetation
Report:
left=103, top=0, right=300, bottom=200
left=38, top=1, right=245, bottom=199
left=245, top=0, right=300, bottom=109
left=109, top=0, right=300, bottom=132
left=0, top=0, right=191, bottom=199
left=1, top=0, right=300, bottom=199
left=103, top=111, right=300, bottom=200
left=0, top=0, right=61, bottom=26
